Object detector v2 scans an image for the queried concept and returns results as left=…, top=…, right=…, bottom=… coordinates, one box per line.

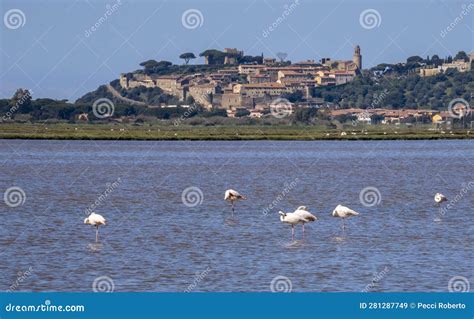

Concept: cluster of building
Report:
left=330, top=107, right=470, bottom=125
left=419, top=53, right=473, bottom=77
left=119, top=46, right=363, bottom=116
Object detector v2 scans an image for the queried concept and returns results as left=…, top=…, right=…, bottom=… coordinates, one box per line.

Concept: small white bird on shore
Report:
left=224, top=189, right=245, bottom=216
left=84, top=212, right=106, bottom=243
left=293, top=206, right=318, bottom=239
left=332, top=205, right=359, bottom=232
left=434, top=193, right=447, bottom=206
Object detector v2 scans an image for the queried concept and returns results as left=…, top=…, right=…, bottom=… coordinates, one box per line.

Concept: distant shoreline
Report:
left=0, top=123, right=471, bottom=141
left=1, top=136, right=472, bottom=141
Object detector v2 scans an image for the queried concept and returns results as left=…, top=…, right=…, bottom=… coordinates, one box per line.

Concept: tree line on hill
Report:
left=1, top=82, right=472, bottom=128
left=315, top=67, right=473, bottom=110
left=371, top=51, right=471, bottom=74
left=134, top=49, right=266, bottom=76
left=0, top=86, right=225, bottom=122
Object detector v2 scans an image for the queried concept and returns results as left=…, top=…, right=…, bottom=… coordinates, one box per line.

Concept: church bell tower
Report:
left=353, top=45, right=362, bottom=70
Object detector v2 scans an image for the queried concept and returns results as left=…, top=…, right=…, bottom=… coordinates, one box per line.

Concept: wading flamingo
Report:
left=224, top=189, right=246, bottom=216
left=293, top=206, right=318, bottom=239
left=332, top=205, right=359, bottom=232
left=84, top=212, right=106, bottom=243
left=279, top=211, right=304, bottom=241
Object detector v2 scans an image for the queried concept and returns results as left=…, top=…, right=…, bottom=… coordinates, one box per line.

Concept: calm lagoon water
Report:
left=0, top=139, right=472, bottom=292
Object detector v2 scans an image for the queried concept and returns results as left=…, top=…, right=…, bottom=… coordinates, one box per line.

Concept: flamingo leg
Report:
left=302, top=223, right=305, bottom=239
left=292, top=225, right=295, bottom=241
left=342, top=219, right=346, bottom=232
left=96, top=225, right=99, bottom=243
left=231, top=201, right=235, bottom=217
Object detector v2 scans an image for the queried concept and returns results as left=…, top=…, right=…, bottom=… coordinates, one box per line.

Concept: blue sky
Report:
left=0, top=0, right=472, bottom=101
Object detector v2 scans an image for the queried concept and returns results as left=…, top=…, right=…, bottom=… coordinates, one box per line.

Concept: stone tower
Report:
left=353, top=45, right=362, bottom=70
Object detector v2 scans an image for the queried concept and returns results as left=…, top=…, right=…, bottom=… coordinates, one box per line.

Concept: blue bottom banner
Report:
left=1, top=293, right=473, bottom=319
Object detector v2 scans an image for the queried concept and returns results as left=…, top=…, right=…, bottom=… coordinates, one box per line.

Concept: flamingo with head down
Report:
left=84, top=212, right=106, bottom=242
left=332, top=204, right=359, bottom=232
left=224, top=189, right=246, bottom=216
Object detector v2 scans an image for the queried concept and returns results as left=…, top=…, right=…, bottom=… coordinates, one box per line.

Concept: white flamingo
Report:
left=279, top=211, right=304, bottom=241
left=224, top=189, right=245, bottom=216
left=434, top=193, right=447, bottom=206
left=331, top=204, right=359, bottom=232
left=84, top=212, right=106, bottom=242
left=293, top=206, right=318, bottom=239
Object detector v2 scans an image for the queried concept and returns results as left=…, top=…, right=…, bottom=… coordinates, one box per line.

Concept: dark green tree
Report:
left=11, top=88, right=32, bottom=113
left=235, top=109, right=250, bottom=117
left=139, top=60, right=172, bottom=73
left=282, top=90, right=304, bottom=103
left=139, top=59, right=159, bottom=70
left=431, top=55, right=442, bottom=67
left=179, top=52, right=196, bottom=65
left=199, top=49, right=225, bottom=65
left=293, top=108, right=317, bottom=123
left=406, top=56, right=424, bottom=64
left=454, top=51, right=469, bottom=62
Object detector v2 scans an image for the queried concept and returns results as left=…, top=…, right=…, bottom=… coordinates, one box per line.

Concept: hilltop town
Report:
left=117, top=46, right=363, bottom=117
left=2, top=47, right=473, bottom=131
left=98, top=46, right=472, bottom=127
